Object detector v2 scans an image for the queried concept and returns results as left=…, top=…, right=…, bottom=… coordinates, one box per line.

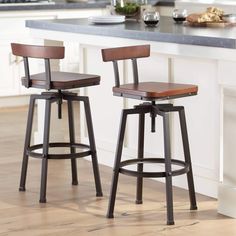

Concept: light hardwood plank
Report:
left=0, top=106, right=235, bottom=235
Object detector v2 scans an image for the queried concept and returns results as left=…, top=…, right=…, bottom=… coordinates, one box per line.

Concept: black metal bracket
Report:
left=132, top=101, right=184, bottom=134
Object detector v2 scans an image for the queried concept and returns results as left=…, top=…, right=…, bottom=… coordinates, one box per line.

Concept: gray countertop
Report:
left=0, top=0, right=173, bottom=11
left=26, top=16, right=236, bottom=49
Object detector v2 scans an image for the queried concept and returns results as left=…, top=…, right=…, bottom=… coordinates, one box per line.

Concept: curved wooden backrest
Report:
left=101, top=45, right=150, bottom=62
left=11, top=43, right=65, bottom=90
left=11, top=43, right=65, bottom=59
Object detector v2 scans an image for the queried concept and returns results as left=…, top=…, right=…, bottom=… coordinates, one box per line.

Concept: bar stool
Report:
left=101, top=45, right=198, bottom=225
left=11, top=43, right=103, bottom=203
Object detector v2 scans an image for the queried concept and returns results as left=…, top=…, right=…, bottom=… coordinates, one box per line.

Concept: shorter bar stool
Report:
left=101, top=45, right=198, bottom=225
left=11, top=43, right=103, bottom=203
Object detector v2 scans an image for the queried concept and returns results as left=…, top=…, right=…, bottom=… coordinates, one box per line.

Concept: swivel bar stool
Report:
left=101, top=45, right=198, bottom=225
left=11, top=43, right=103, bottom=203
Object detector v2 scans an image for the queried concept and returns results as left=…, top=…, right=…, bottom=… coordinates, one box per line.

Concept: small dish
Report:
left=88, top=15, right=125, bottom=24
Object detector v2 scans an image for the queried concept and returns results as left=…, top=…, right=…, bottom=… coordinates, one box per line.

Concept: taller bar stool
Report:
left=101, top=45, right=198, bottom=225
left=11, top=43, right=103, bottom=203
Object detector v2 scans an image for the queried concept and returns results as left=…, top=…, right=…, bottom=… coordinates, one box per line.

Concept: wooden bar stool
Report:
left=101, top=45, right=198, bottom=225
left=11, top=43, right=103, bottom=203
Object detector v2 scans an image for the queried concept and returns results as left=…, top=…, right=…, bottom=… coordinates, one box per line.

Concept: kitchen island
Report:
left=26, top=17, right=236, bottom=218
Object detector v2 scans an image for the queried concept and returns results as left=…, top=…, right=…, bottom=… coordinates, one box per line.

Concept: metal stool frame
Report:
left=106, top=102, right=197, bottom=225
left=19, top=91, right=103, bottom=203
left=101, top=45, right=198, bottom=225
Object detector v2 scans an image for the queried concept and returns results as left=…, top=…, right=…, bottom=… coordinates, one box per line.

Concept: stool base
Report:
left=72, top=181, right=79, bottom=186
left=167, top=221, right=175, bottom=225
left=190, top=205, right=198, bottom=210
left=39, top=199, right=47, bottom=204
left=96, top=192, right=103, bottom=197
left=106, top=213, right=114, bottom=219
left=135, top=200, right=143, bottom=204
left=107, top=102, right=197, bottom=225
left=19, top=91, right=103, bottom=203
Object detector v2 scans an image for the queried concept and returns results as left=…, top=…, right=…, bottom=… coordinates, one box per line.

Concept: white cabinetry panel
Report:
left=172, top=57, right=220, bottom=196
left=82, top=46, right=123, bottom=157
left=0, top=9, right=103, bottom=98
left=0, top=40, right=19, bottom=96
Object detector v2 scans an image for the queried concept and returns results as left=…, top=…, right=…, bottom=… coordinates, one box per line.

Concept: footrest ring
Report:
left=119, top=158, right=189, bottom=178
left=27, top=142, right=91, bottom=159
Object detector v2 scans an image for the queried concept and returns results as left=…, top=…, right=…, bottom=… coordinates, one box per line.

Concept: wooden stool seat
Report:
left=113, top=82, right=198, bottom=100
left=22, top=71, right=100, bottom=90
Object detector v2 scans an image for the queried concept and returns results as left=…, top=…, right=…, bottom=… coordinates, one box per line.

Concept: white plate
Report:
left=90, top=15, right=125, bottom=20
left=88, top=15, right=125, bottom=24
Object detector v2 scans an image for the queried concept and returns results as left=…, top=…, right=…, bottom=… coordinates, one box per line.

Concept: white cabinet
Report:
left=0, top=13, right=59, bottom=97
left=0, top=40, right=19, bottom=96
left=0, top=8, right=104, bottom=98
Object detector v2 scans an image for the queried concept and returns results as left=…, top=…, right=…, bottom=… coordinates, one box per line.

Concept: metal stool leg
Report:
left=39, top=99, right=51, bottom=203
left=67, top=100, right=78, bottom=186
left=107, top=110, right=128, bottom=218
left=179, top=108, right=197, bottom=210
left=136, top=112, right=145, bottom=204
left=83, top=97, right=103, bottom=197
left=163, top=112, right=174, bottom=225
left=19, top=96, right=36, bottom=191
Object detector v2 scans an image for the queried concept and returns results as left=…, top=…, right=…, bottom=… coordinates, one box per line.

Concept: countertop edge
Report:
left=26, top=18, right=236, bottom=49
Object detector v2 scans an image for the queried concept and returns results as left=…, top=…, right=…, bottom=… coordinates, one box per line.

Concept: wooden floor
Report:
left=0, top=106, right=235, bottom=236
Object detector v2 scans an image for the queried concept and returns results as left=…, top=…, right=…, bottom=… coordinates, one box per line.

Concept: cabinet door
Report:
left=0, top=9, right=104, bottom=97
left=0, top=15, right=57, bottom=97
left=0, top=41, right=20, bottom=97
